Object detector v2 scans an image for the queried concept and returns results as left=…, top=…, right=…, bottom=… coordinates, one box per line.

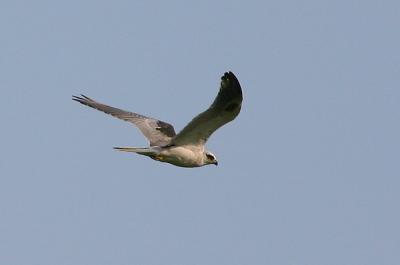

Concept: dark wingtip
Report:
left=222, top=71, right=238, bottom=82
left=72, top=95, right=84, bottom=102
left=221, top=71, right=240, bottom=89
left=72, top=94, right=93, bottom=103
left=72, top=95, right=81, bottom=101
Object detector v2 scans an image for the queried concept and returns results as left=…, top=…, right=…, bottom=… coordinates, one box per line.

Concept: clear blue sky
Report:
left=1, top=0, right=399, bottom=264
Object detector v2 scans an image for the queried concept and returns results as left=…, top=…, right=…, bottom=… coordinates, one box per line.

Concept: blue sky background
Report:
left=1, top=0, right=399, bottom=264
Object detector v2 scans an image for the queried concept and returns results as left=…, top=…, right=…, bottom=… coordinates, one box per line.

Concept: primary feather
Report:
left=72, top=95, right=175, bottom=146
left=171, top=72, right=242, bottom=146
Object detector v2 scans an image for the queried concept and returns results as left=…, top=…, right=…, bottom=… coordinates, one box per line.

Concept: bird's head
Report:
left=204, top=151, right=218, bottom=166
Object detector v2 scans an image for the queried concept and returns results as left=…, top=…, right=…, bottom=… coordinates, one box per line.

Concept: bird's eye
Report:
left=206, top=153, right=215, bottom=161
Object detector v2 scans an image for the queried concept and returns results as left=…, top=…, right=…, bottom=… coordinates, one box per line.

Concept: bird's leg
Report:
left=151, top=154, right=164, bottom=161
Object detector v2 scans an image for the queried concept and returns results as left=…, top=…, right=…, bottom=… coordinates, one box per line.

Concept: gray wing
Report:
left=72, top=95, right=176, bottom=146
left=171, top=71, right=243, bottom=146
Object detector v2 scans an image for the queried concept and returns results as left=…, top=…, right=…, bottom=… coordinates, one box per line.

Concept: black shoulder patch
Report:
left=156, top=121, right=176, bottom=137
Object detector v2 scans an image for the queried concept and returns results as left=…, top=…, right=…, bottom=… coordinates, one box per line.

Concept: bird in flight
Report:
left=73, top=71, right=243, bottom=167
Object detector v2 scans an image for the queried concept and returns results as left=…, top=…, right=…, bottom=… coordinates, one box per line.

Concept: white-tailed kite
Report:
left=73, top=71, right=243, bottom=167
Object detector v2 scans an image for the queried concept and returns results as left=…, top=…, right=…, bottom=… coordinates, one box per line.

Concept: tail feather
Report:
left=113, top=147, right=158, bottom=157
left=113, top=147, right=149, bottom=153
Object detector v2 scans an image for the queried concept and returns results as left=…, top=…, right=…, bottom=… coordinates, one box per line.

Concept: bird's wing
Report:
left=171, top=71, right=242, bottom=146
left=72, top=95, right=176, bottom=146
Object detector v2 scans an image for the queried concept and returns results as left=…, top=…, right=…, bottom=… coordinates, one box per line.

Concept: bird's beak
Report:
left=214, top=161, right=218, bottom=166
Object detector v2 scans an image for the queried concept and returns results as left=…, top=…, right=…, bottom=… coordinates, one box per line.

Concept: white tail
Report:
left=114, top=147, right=145, bottom=152
left=113, top=147, right=159, bottom=157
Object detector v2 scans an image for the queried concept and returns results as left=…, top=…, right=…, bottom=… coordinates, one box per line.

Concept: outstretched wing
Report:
left=72, top=95, right=176, bottom=146
left=171, top=71, right=243, bottom=146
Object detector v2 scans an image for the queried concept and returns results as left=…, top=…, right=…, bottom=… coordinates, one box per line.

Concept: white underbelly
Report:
left=157, top=146, right=203, bottom=167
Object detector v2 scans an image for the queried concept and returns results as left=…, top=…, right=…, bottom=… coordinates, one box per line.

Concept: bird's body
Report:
left=113, top=145, right=206, bottom=167
left=73, top=71, right=242, bottom=167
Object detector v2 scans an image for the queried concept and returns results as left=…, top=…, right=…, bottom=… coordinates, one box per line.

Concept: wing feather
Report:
left=171, top=71, right=242, bottom=146
left=72, top=95, right=175, bottom=146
